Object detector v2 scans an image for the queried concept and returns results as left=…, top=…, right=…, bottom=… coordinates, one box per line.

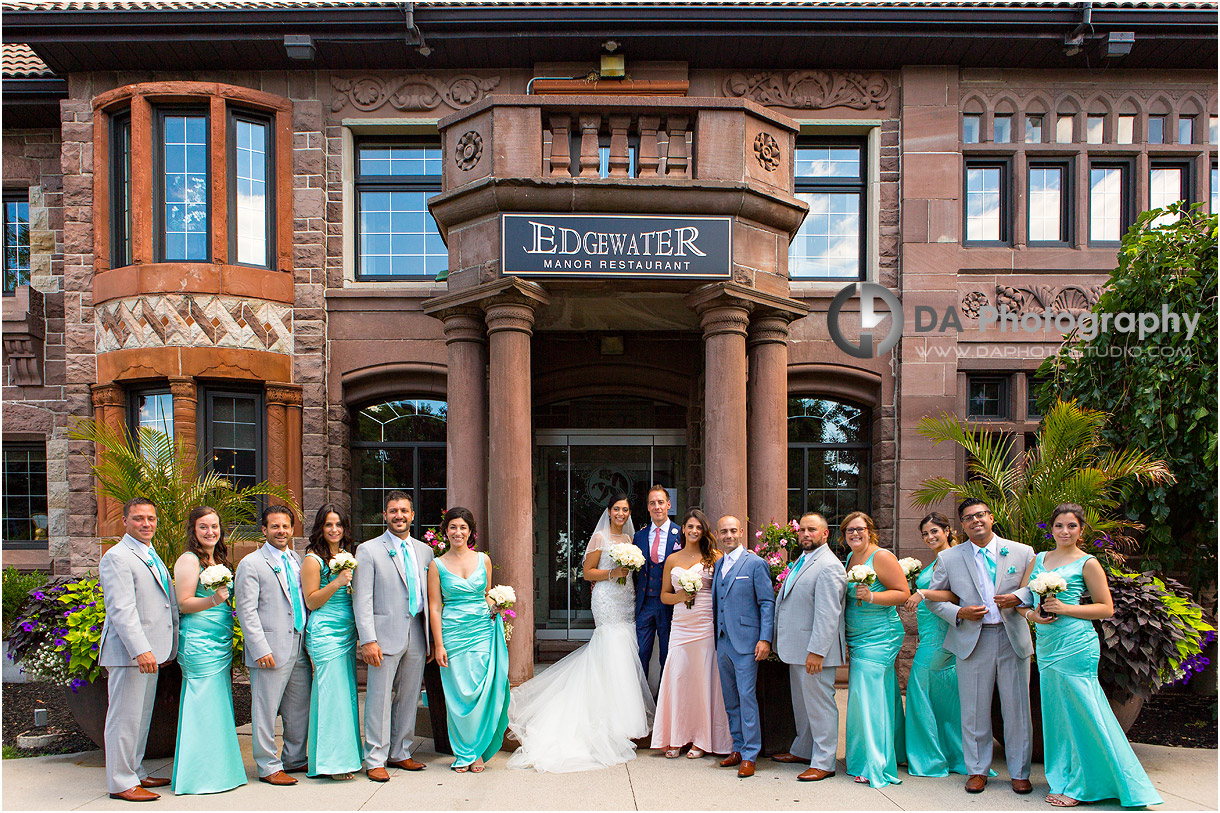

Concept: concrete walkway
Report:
left=3, top=692, right=1215, bottom=811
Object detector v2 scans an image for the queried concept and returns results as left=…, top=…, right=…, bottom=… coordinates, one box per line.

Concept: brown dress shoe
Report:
left=258, top=770, right=298, bottom=786
left=1012, top=778, right=1034, bottom=794
left=366, top=767, right=390, bottom=783
left=139, top=777, right=170, bottom=788
left=720, top=752, right=743, bottom=767
left=770, top=752, right=804, bottom=764
left=737, top=760, right=756, bottom=778
left=109, top=787, right=160, bottom=802
left=797, top=767, right=835, bottom=781
left=965, top=774, right=987, bottom=793
left=283, top=764, right=308, bottom=774
left=387, top=757, right=426, bottom=771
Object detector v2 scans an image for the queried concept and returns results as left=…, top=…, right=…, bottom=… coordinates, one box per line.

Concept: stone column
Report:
left=90, top=383, right=126, bottom=539
left=484, top=298, right=538, bottom=686
left=267, top=383, right=305, bottom=535
left=168, top=377, right=198, bottom=477
left=440, top=308, right=488, bottom=534
left=695, top=297, right=751, bottom=527
left=747, top=313, right=791, bottom=536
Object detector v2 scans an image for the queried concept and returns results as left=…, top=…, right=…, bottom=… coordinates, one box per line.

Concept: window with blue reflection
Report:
left=235, top=118, right=268, bottom=266
left=966, top=165, right=1003, bottom=242
left=162, top=114, right=209, bottom=261
left=356, top=141, right=447, bottom=279
left=789, top=142, right=864, bottom=280
left=3, top=196, right=30, bottom=292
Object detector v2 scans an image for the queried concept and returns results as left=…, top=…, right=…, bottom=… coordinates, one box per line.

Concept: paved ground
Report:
left=3, top=692, right=1215, bottom=811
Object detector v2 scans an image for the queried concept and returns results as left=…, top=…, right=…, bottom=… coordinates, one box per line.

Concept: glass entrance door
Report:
left=534, top=430, right=685, bottom=640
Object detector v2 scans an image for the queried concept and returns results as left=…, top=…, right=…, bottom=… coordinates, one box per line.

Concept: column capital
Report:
left=168, top=376, right=197, bottom=401
left=437, top=307, right=488, bottom=345
left=698, top=302, right=751, bottom=339
left=484, top=301, right=537, bottom=337
left=747, top=310, right=793, bottom=347
left=423, top=277, right=549, bottom=320
left=90, top=383, right=125, bottom=408
left=266, top=381, right=304, bottom=408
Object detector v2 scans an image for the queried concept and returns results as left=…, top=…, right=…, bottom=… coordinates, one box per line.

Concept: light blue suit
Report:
left=712, top=548, right=775, bottom=762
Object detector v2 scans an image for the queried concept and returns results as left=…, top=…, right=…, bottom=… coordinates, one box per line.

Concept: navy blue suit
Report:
left=633, top=520, right=684, bottom=673
left=712, top=548, right=775, bottom=762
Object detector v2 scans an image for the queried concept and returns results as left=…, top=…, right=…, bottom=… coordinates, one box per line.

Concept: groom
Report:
left=99, top=497, right=178, bottom=801
left=632, top=484, right=683, bottom=676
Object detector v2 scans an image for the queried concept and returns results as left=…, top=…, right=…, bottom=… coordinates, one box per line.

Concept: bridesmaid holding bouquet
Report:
left=171, top=506, right=247, bottom=795
left=301, top=504, right=364, bottom=780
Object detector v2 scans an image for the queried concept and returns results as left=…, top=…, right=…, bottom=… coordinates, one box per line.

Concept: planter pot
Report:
left=1107, top=693, right=1145, bottom=733
left=757, top=657, right=797, bottom=758
left=422, top=659, right=452, bottom=756
left=64, top=661, right=183, bottom=759
left=991, top=664, right=1044, bottom=763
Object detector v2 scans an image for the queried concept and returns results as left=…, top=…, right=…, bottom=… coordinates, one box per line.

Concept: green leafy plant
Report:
left=2, top=567, right=47, bottom=638
left=67, top=418, right=298, bottom=564
left=1036, top=202, right=1218, bottom=591
left=1101, top=568, right=1216, bottom=705
left=7, top=576, right=105, bottom=691
left=912, top=399, right=1174, bottom=557
left=753, top=520, right=798, bottom=584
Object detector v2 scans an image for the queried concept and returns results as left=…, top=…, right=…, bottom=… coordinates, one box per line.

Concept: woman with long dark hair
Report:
left=171, top=506, right=247, bottom=795
left=427, top=506, right=510, bottom=772
left=300, top=504, right=363, bottom=780
left=507, top=493, right=655, bottom=773
left=650, top=507, right=732, bottom=759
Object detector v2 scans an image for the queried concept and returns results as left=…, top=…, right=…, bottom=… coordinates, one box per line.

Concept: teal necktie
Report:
left=984, top=548, right=997, bottom=580
left=783, top=553, right=808, bottom=598
left=401, top=541, right=420, bottom=615
left=282, top=552, right=305, bottom=632
left=147, top=549, right=171, bottom=596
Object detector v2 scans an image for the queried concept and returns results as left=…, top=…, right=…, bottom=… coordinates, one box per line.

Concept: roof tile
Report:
left=2, top=43, right=53, bottom=77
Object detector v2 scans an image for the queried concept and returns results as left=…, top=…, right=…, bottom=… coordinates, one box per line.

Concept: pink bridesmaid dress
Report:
left=649, top=563, right=733, bottom=754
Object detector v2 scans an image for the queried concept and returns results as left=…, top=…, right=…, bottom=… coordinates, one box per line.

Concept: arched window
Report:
left=788, top=396, right=871, bottom=544
left=351, top=398, right=447, bottom=539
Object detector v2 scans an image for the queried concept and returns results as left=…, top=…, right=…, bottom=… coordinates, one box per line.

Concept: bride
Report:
left=506, top=493, right=655, bottom=773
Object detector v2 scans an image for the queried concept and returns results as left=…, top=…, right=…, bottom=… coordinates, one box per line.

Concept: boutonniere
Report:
left=272, top=565, right=282, bottom=574
left=388, top=549, right=398, bottom=558
left=999, top=546, right=1010, bottom=556
left=1007, top=566, right=1017, bottom=575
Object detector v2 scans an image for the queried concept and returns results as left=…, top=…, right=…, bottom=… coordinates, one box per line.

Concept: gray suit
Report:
left=927, top=535, right=1035, bottom=779
left=98, top=534, right=179, bottom=793
left=352, top=530, right=433, bottom=768
left=235, top=541, right=312, bottom=776
left=772, top=544, right=847, bottom=772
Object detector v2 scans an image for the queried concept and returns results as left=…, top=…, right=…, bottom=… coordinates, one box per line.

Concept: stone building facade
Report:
left=2, top=2, right=1215, bottom=679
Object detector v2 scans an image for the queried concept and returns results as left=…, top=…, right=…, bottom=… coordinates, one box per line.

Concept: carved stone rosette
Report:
left=723, top=70, right=892, bottom=110
left=330, top=74, right=502, bottom=113
left=753, top=132, right=781, bottom=171
left=456, top=130, right=484, bottom=171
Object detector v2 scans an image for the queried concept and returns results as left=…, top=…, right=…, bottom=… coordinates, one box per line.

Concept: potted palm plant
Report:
left=10, top=418, right=297, bottom=755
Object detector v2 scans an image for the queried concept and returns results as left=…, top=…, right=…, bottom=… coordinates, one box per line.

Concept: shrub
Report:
left=2, top=567, right=47, bottom=639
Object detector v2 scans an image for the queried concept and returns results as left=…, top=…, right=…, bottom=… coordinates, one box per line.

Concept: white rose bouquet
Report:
left=199, top=564, right=233, bottom=606
left=898, top=557, right=923, bottom=584
left=675, top=568, right=703, bottom=609
left=328, top=550, right=357, bottom=594
left=846, top=564, right=877, bottom=606
left=1029, top=571, right=1069, bottom=618
left=487, top=584, right=517, bottom=643
left=608, top=542, right=645, bottom=585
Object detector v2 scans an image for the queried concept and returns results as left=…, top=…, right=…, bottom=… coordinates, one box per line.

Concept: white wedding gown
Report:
left=506, top=532, right=656, bottom=773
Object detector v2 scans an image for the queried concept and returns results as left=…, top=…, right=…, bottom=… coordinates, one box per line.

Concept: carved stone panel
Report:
left=95, top=294, right=293, bottom=354
left=330, top=74, right=502, bottom=113
left=723, top=70, right=893, bottom=110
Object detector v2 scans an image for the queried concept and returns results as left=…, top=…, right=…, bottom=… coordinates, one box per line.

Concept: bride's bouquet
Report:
left=487, top=584, right=517, bottom=643
left=199, top=564, right=233, bottom=602
left=1029, top=571, right=1068, bottom=619
left=328, top=550, right=357, bottom=594
left=846, top=564, right=876, bottom=606
left=898, top=557, right=923, bottom=588
left=675, top=568, right=703, bottom=609
left=607, top=542, right=645, bottom=585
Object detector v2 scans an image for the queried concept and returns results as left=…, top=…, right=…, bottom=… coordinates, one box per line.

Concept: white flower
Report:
left=328, top=551, right=358, bottom=573
left=199, top=564, right=233, bottom=591
left=898, top=557, right=924, bottom=579
left=608, top=543, right=645, bottom=572
left=1029, top=572, right=1068, bottom=596
left=846, top=564, right=877, bottom=585
left=675, top=568, right=703, bottom=595
left=487, top=584, right=516, bottom=608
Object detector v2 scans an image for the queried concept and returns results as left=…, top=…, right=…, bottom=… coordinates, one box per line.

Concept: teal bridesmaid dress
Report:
left=844, top=549, right=906, bottom=788
left=304, top=552, right=364, bottom=777
left=436, top=554, right=510, bottom=768
left=1031, top=553, right=1162, bottom=807
left=171, top=579, right=247, bottom=794
left=905, top=561, right=970, bottom=777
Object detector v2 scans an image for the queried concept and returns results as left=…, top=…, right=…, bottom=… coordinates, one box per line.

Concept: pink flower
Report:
left=755, top=530, right=763, bottom=538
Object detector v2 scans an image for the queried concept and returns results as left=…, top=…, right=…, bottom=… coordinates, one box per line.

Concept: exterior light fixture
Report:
left=1105, top=32, right=1134, bottom=58
left=283, top=34, right=315, bottom=61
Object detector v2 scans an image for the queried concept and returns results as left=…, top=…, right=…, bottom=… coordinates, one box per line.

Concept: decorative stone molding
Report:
left=753, top=132, right=781, bottom=172
left=2, top=285, right=45, bottom=387
left=95, top=294, right=293, bottom=354
left=995, top=283, right=1101, bottom=314
left=455, top=130, right=484, bottom=170
left=266, top=383, right=305, bottom=408
left=90, top=383, right=125, bottom=409
left=961, top=290, right=990, bottom=319
left=723, top=70, right=892, bottom=110
left=330, top=74, right=502, bottom=113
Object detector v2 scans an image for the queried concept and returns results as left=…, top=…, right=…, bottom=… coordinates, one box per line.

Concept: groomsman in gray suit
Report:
left=712, top=515, right=774, bottom=778
left=99, top=497, right=179, bottom=801
left=353, top=490, right=433, bottom=782
left=235, top=504, right=312, bottom=786
left=927, top=498, right=1036, bottom=795
left=770, top=512, right=847, bottom=781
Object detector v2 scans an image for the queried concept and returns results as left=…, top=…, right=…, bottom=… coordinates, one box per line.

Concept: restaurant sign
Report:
left=501, top=214, right=731, bottom=279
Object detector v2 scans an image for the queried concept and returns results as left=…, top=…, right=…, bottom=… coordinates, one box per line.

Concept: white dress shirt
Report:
left=721, top=545, right=745, bottom=581
left=648, top=520, right=673, bottom=561
left=971, top=537, right=1001, bottom=624
left=391, top=531, right=426, bottom=615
